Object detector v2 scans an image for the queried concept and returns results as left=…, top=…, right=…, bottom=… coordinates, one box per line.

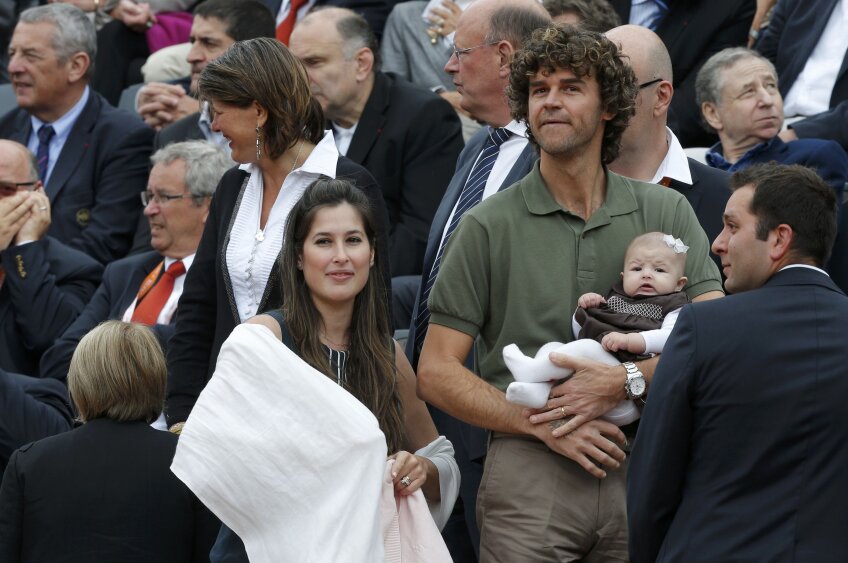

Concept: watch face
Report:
left=630, top=377, right=646, bottom=397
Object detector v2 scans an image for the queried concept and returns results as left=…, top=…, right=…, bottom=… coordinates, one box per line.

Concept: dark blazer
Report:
left=343, top=72, right=464, bottom=276
left=165, top=159, right=391, bottom=426
left=0, top=238, right=102, bottom=375
left=0, top=418, right=221, bottom=563
left=628, top=267, right=848, bottom=563
left=39, top=251, right=171, bottom=382
left=669, top=158, right=731, bottom=268
left=154, top=111, right=205, bottom=150
left=610, top=0, right=756, bottom=147
left=756, top=0, right=848, bottom=149
left=0, top=91, right=154, bottom=264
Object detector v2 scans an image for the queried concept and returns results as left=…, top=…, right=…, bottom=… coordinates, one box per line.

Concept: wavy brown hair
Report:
left=197, top=37, right=324, bottom=159
left=507, top=25, right=638, bottom=164
left=280, top=179, right=404, bottom=453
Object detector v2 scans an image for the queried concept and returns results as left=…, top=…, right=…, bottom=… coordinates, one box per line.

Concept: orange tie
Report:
left=276, top=0, right=307, bottom=44
left=131, top=260, right=185, bottom=325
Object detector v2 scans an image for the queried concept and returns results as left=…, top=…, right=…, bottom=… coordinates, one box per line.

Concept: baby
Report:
left=502, top=232, right=691, bottom=425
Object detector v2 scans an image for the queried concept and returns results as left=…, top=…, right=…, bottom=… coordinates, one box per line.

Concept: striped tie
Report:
left=413, top=126, right=511, bottom=357
left=648, top=0, right=669, bottom=30
left=36, top=124, right=55, bottom=183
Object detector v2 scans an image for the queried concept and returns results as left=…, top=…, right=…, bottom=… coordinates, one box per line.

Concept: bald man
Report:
left=0, top=139, right=102, bottom=471
left=606, top=24, right=731, bottom=267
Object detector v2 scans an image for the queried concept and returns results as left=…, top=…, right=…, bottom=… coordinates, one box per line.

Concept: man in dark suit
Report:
left=756, top=0, right=848, bottom=151
left=0, top=139, right=101, bottom=470
left=608, top=0, right=755, bottom=148
left=606, top=24, right=730, bottom=268
left=289, top=7, right=464, bottom=277
left=401, top=1, right=549, bottom=558
left=1, top=141, right=227, bottom=470
left=628, top=164, right=848, bottom=563
left=141, top=0, right=276, bottom=142
left=0, top=4, right=153, bottom=265
left=40, top=141, right=230, bottom=391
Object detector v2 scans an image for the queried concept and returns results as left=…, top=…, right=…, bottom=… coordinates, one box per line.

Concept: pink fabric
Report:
left=145, top=12, right=193, bottom=53
left=381, top=460, right=452, bottom=563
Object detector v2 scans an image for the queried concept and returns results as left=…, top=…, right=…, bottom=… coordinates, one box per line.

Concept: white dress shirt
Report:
left=28, top=87, right=90, bottom=186
left=121, top=254, right=196, bottom=325
left=650, top=128, right=693, bottom=185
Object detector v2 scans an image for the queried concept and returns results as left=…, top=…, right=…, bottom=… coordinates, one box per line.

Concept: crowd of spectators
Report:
left=0, top=0, right=846, bottom=561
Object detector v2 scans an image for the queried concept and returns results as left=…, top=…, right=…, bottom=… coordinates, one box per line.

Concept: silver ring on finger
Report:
left=400, top=475, right=412, bottom=487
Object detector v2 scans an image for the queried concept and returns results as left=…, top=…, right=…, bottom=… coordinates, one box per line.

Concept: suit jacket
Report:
left=381, top=1, right=455, bottom=92
left=38, top=251, right=174, bottom=382
left=154, top=111, right=205, bottom=150
left=0, top=418, right=221, bottom=563
left=756, top=0, right=848, bottom=149
left=668, top=158, right=731, bottom=269
left=0, top=91, right=154, bottom=264
left=343, top=72, right=464, bottom=276
left=0, top=238, right=102, bottom=376
left=628, top=267, right=848, bottom=563
left=165, top=159, right=391, bottom=426
left=610, top=0, right=756, bottom=148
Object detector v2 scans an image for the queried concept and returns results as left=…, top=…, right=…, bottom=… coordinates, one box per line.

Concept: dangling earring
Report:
left=255, top=126, right=261, bottom=161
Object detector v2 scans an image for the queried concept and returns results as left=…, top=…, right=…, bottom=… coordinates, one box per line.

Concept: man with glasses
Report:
left=0, top=139, right=101, bottom=471
left=606, top=25, right=731, bottom=268
left=403, top=0, right=550, bottom=558
left=38, top=142, right=231, bottom=428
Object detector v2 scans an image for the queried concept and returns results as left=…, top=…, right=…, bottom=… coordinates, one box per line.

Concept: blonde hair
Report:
left=68, top=321, right=166, bottom=423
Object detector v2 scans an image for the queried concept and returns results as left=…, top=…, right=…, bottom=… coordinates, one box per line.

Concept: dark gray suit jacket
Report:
left=629, top=267, right=848, bottom=562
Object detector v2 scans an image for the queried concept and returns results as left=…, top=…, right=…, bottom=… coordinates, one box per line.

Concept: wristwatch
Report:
left=623, top=361, right=646, bottom=400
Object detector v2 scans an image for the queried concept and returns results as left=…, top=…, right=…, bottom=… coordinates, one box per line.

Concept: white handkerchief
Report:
left=171, top=323, right=388, bottom=563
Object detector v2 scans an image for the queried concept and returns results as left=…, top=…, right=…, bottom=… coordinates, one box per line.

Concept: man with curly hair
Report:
left=419, top=25, right=722, bottom=561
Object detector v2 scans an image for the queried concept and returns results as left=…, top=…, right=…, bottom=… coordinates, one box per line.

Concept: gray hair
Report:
left=304, top=7, right=381, bottom=71
left=695, top=47, right=777, bottom=108
left=19, top=4, right=97, bottom=79
left=150, top=141, right=230, bottom=203
left=485, top=5, right=553, bottom=49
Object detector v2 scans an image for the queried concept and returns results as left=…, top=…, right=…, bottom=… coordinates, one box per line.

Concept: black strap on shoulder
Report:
left=264, top=309, right=299, bottom=354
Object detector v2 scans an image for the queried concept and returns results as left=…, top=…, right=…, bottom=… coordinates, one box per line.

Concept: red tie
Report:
left=276, top=0, right=307, bottom=44
left=131, top=260, right=185, bottom=325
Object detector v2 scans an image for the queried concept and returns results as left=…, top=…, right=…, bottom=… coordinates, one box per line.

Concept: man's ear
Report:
left=66, top=52, right=90, bottom=84
left=653, top=80, right=674, bottom=117
left=770, top=224, right=794, bottom=262
left=354, top=48, right=374, bottom=81
left=496, top=40, right=515, bottom=79
left=701, top=102, right=723, bottom=132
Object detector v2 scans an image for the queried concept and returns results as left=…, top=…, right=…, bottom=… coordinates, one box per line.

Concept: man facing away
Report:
left=628, top=164, right=848, bottom=563
left=418, top=25, right=722, bottom=562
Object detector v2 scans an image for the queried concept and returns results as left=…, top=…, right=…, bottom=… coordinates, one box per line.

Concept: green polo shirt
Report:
left=428, top=162, right=723, bottom=391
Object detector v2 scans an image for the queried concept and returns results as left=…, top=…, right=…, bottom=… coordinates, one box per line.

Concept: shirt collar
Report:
left=238, top=130, right=339, bottom=178
left=779, top=263, right=829, bottom=276
left=164, top=253, right=195, bottom=272
left=706, top=136, right=782, bottom=170
left=503, top=119, right=527, bottom=137
left=650, top=127, right=692, bottom=185
left=30, top=86, right=90, bottom=140
left=523, top=162, right=639, bottom=219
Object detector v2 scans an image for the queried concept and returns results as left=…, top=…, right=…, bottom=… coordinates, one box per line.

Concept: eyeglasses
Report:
left=140, top=190, right=197, bottom=206
left=450, top=40, right=500, bottom=60
left=0, top=181, right=38, bottom=197
left=638, top=78, right=664, bottom=89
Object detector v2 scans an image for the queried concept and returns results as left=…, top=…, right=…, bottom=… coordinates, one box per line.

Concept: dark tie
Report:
left=36, top=124, right=55, bottom=182
left=131, top=260, right=186, bottom=325
left=413, top=126, right=512, bottom=356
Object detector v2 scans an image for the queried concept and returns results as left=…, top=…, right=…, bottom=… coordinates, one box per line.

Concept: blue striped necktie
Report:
left=36, top=124, right=55, bottom=182
left=413, top=126, right=512, bottom=356
left=648, top=0, right=669, bottom=30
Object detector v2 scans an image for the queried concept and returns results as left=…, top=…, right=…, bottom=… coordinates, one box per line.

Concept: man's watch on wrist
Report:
left=623, top=361, right=646, bottom=400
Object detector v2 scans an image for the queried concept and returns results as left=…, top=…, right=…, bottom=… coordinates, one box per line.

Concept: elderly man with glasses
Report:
left=39, top=141, right=231, bottom=424
left=0, top=138, right=101, bottom=472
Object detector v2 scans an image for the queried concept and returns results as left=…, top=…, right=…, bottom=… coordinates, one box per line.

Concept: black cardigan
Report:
left=165, top=158, right=391, bottom=425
